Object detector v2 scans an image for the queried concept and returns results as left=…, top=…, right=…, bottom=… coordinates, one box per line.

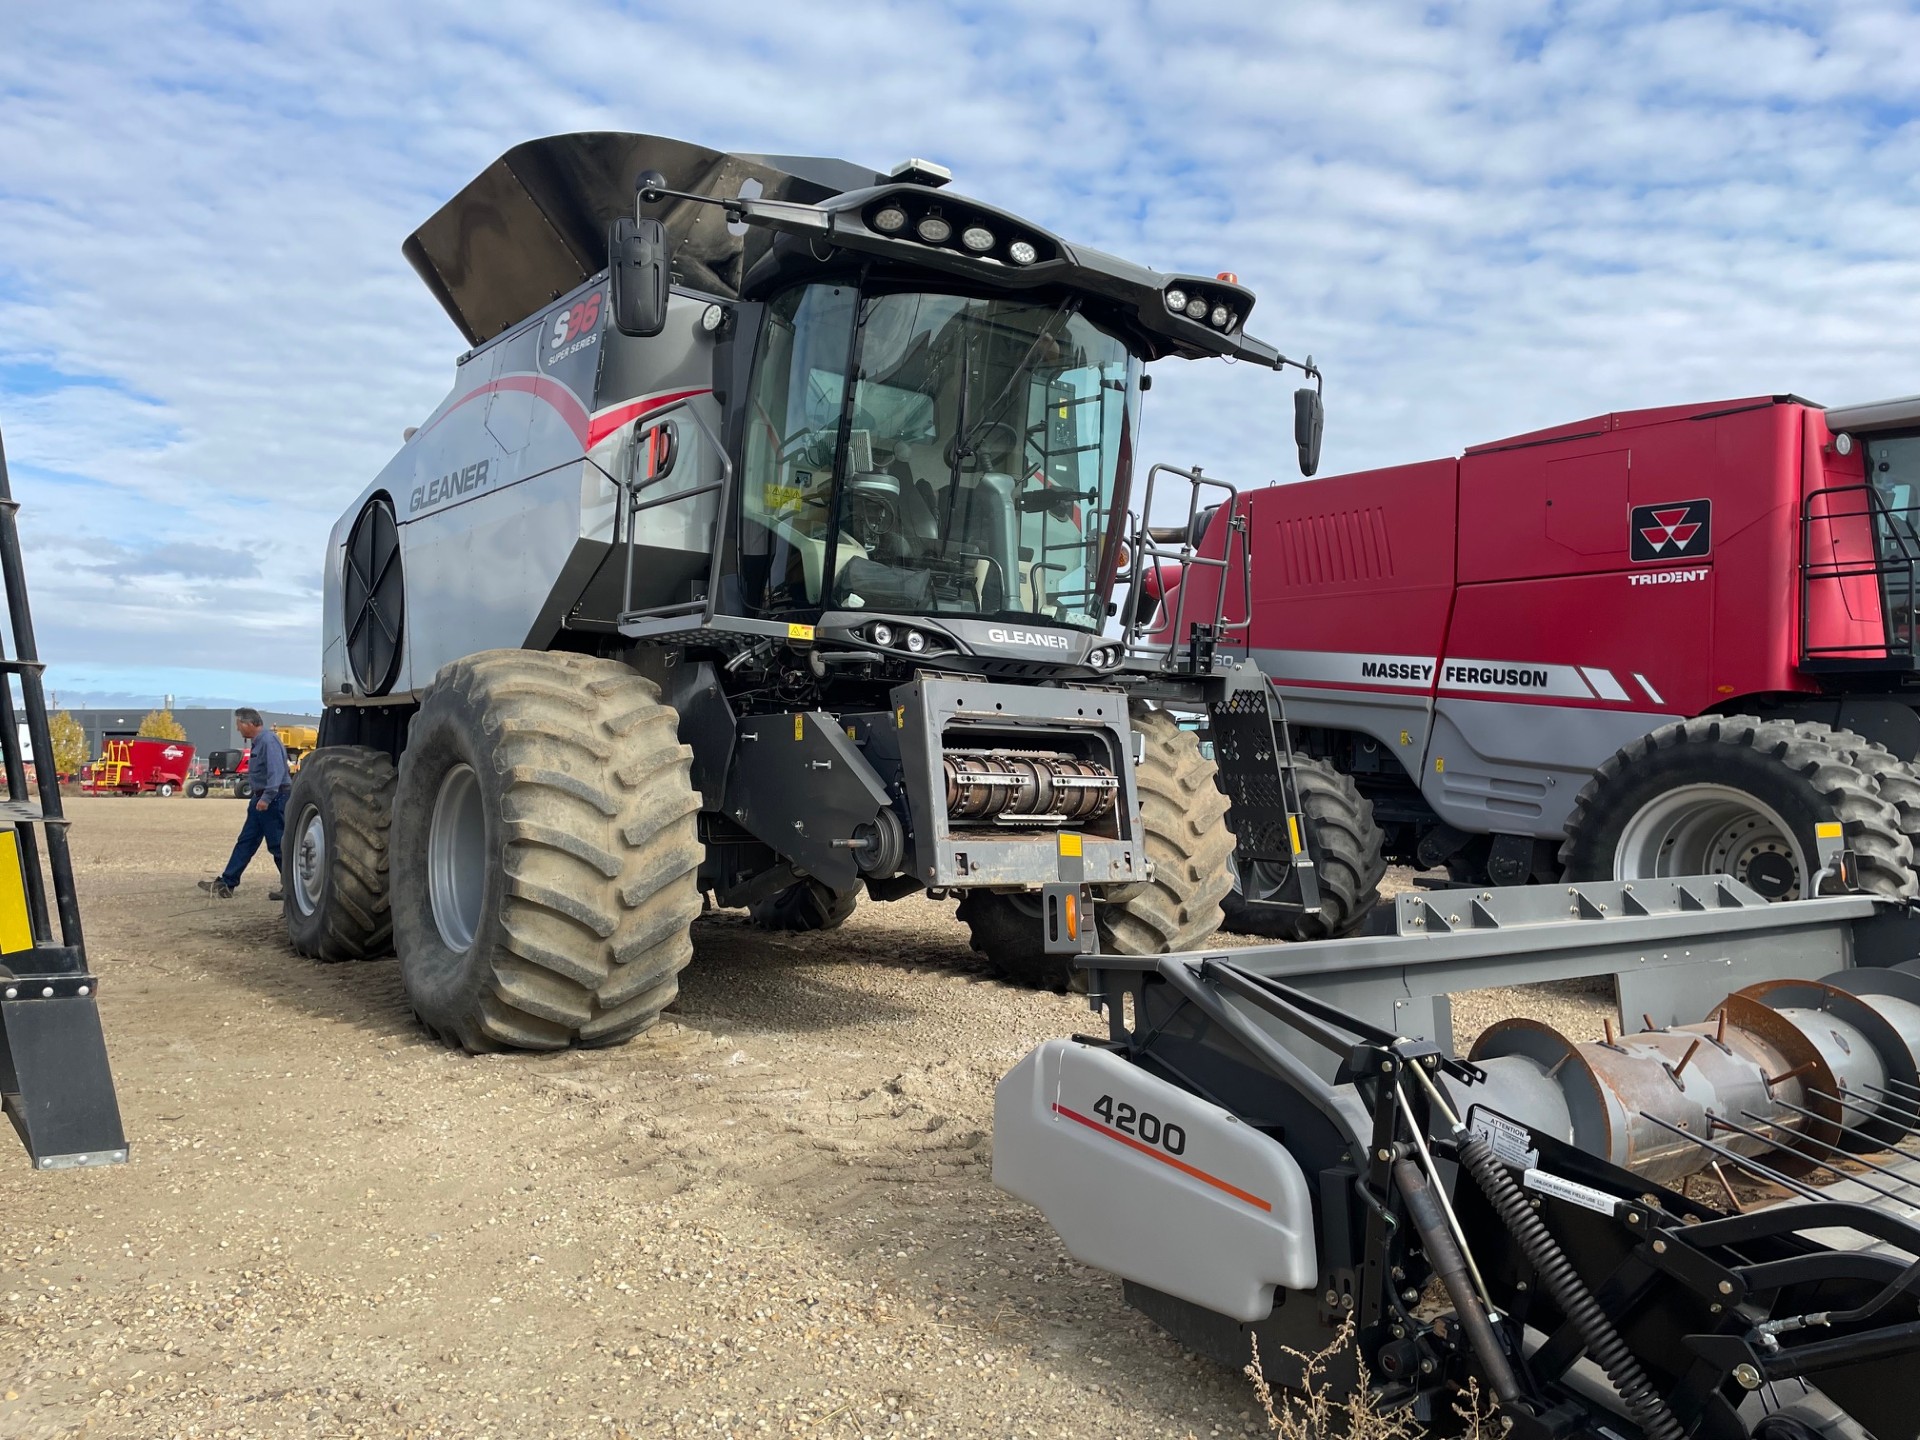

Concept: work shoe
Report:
left=197, top=878, right=234, bottom=899
left=267, top=886, right=283, bottom=902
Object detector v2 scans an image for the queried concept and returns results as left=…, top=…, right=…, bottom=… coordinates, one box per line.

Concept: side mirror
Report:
left=608, top=216, right=671, bottom=338
left=1293, top=387, right=1324, bottom=477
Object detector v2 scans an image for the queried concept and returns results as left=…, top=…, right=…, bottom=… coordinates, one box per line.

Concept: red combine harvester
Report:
left=80, top=738, right=195, bottom=797
left=1152, top=393, right=1920, bottom=934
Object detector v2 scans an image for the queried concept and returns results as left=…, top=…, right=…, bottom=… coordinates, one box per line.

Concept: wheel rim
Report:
left=428, top=764, right=487, bottom=951
left=1614, top=784, right=1810, bottom=900
left=291, top=804, right=327, bottom=917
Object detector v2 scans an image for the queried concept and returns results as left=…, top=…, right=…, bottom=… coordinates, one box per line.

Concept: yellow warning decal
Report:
left=787, top=623, right=815, bottom=643
left=793, top=714, right=805, bottom=741
left=1815, top=821, right=1844, bottom=840
left=1399, top=730, right=1412, bottom=746
left=895, top=706, right=906, bottom=729
left=1058, top=833, right=1084, bottom=858
left=1287, top=815, right=1304, bottom=856
left=763, top=482, right=805, bottom=513
left=1434, top=757, right=1445, bottom=773
left=0, top=830, right=32, bottom=955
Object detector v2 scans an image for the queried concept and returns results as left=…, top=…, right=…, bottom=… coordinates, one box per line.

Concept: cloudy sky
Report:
left=3, top=1, right=1918, bottom=708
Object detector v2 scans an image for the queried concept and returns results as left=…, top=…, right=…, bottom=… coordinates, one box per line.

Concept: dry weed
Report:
left=1245, top=1318, right=1503, bottom=1439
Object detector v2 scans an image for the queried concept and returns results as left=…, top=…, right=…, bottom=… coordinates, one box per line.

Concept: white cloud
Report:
left=4, top=1, right=1920, bottom=696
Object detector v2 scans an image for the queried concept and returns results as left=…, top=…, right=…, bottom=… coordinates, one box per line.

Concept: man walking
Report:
left=199, top=709, right=292, bottom=902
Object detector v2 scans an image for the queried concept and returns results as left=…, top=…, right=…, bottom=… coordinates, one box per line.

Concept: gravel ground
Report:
left=0, top=800, right=1615, bottom=1439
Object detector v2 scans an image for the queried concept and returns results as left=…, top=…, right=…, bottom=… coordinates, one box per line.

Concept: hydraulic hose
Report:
left=1391, top=1158, right=1523, bottom=1407
left=1455, top=1132, right=1687, bottom=1440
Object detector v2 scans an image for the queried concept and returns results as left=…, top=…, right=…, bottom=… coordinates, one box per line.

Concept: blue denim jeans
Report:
left=218, top=790, right=287, bottom=890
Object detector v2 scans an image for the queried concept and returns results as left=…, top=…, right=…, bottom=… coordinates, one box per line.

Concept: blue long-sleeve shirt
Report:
left=249, top=728, right=292, bottom=798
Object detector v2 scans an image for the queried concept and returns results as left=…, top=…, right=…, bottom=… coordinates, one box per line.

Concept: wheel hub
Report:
left=1614, top=784, right=1808, bottom=901
left=427, top=764, right=487, bottom=951
left=292, top=805, right=327, bottom=917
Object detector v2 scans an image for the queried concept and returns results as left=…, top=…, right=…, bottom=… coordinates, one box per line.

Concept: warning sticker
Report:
left=764, top=481, right=805, bottom=513
left=1523, top=1168, right=1620, bottom=1217
left=1469, top=1108, right=1539, bottom=1170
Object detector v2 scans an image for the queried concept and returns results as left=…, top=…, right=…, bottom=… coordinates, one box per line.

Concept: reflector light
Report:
left=1063, top=891, right=1079, bottom=939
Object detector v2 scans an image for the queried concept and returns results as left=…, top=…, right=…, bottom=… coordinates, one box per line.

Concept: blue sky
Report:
left=4, top=0, right=1920, bottom=706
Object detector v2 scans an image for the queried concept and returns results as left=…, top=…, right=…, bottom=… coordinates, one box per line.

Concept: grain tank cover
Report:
left=404, top=132, right=887, bottom=344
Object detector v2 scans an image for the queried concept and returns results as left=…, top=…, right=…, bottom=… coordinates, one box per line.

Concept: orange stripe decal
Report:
left=1052, top=1103, right=1272, bottom=1212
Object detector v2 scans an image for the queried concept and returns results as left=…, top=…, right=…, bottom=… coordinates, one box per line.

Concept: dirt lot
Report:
left=0, top=799, right=1610, bottom=1439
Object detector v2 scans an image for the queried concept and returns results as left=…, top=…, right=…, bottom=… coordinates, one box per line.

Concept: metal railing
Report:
left=615, top=397, right=735, bottom=630
left=1800, top=482, right=1920, bottom=669
left=1116, top=463, right=1252, bottom=673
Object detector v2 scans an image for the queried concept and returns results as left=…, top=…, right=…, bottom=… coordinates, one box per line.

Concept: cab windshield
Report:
left=738, top=283, right=1137, bottom=631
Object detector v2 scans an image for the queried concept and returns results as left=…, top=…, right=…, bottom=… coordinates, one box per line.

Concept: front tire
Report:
left=749, top=879, right=858, bottom=932
left=1219, top=755, right=1386, bottom=940
left=960, top=706, right=1234, bottom=989
left=283, top=746, right=397, bottom=962
left=390, top=650, right=704, bottom=1052
left=186, top=779, right=209, bottom=799
left=1560, top=716, right=1916, bottom=900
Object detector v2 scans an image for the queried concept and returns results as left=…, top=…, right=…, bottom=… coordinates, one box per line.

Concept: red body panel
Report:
left=81, top=739, right=195, bottom=794
left=1202, top=397, right=1868, bottom=714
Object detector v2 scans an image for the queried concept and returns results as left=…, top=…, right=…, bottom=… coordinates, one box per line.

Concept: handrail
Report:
left=1800, top=480, right=1920, bottom=666
left=1117, top=462, right=1252, bottom=672
left=615, top=397, right=736, bottom=627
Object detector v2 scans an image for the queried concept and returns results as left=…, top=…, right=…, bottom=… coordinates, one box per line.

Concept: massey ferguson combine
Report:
left=1155, top=394, right=1920, bottom=935
left=287, top=132, right=1330, bottom=1049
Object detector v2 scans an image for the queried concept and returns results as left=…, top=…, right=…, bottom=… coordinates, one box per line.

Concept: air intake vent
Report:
left=1274, top=507, right=1393, bottom=587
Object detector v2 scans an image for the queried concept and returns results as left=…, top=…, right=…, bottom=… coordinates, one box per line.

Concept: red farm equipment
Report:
left=1143, top=393, right=1920, bottom=935
left=80, top=738, right=195, bottom=797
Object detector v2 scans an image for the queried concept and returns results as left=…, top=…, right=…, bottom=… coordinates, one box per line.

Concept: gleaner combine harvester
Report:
left=996, top=878, right=1920, bottom=1440
left=286, top=132, right=1332, bottom=1047
left=1157, top=394, right=1920, bottom=939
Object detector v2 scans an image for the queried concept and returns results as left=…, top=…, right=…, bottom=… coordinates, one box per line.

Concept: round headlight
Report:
left=904, top=629, right=928, bottom=654
left=872, top=206, right=908, bottom=233
left=870, top=622, right=895, bottom=647
left=916, top=215, right=952, bottom=244
left=1008, top=239, right=1038, bottom=266
left=1210, top=305, right=1231, bottom=329
left=1834, top=432, right=1855, bottom=456
left=1165, top=287, right=1188, bottom=313
left=961, top=226, right=995, bottom=253
left=701, top=303, right=726, bottom=333
left=1185, top=296, right=1209, bottom=320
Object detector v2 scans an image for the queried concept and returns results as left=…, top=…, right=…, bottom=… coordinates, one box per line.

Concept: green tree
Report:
left=138, top=708, right=186, bottom=741
left=47, top=711, right=88, bottom=777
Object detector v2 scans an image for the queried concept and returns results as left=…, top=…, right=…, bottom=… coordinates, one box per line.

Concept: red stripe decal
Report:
left=417, top=374, right=592, bottom=447
left=1052, top=1103, right=1271, bottom=1211
left=586, top=388, right=711, bottom=449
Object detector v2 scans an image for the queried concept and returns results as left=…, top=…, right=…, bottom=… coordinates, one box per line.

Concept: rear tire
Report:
left=283, top=746, right=396, bottom=962
left=156, top=782, right=175, bottom=797
left=390, top=650, right=704, bottom=1052
left=186, top=779, right=209, bottom=799
left=1560, top=716, right=1915, bottom=900
left=748, top=879, right=858, bottom=932
left=961, top=705, right=1234, bottom=989
left=1219, top=755, right=1386, bottom=940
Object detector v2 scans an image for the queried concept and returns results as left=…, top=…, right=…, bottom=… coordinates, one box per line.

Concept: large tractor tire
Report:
left=1813, top=728, right=1920, bottom=859
left=749, top=878, right=858, bottom=932
left=960, top=705, right=1234, bottom=990
left=389, top=650, right=704, bottom=1052
left=283, top=746, right=397, bottom=962
left=1219, top=755, right=1386, bottom=941
left=1560, top=716, right=1916, bottom=901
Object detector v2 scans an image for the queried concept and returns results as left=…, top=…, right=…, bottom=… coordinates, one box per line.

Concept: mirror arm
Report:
left=635, top=175, right=831, bottom=236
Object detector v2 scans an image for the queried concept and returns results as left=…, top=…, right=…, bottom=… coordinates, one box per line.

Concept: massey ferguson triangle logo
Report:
left=1630, top=499, right=1711, bottom=564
